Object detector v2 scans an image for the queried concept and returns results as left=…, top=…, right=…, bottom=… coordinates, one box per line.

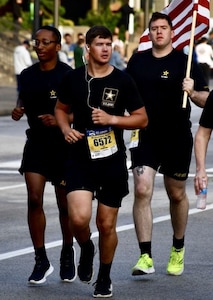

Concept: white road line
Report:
left=1, top=204, right=213, bottom=261
left=0, top=160, right=20, bottom=168
left=0, top=160, right=213, bottom=260
left=0, top=170, right=19, bottom=174
left=0, top=184, right=25, bottom=191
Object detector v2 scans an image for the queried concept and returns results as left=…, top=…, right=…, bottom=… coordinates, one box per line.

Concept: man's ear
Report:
left=56, top=44, right=61, bottom=52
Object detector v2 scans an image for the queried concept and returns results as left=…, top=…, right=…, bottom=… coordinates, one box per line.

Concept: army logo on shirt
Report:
left=49, top=89, right=57, bottom=100
left=101, top=88, right=118, bottom=108
left=161, top=70, right=169, bottom=79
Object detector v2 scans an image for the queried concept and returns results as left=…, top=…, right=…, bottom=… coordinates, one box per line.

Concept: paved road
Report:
left=1, top=83, right=213, bottom=299
left=1, top=110, right=213, bottom=299
left=0, top=84, right=17, bottom=116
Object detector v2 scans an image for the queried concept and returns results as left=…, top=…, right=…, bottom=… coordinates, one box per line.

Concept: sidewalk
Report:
left=0, top=82, right=17, bottom=116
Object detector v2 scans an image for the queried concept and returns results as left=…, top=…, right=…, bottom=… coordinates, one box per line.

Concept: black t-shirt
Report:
left=126, top=49, right=209, bottom=138
left=58, top=65, right=144, bottom=160
left=199, top=90, right=213, bottom=128
left=19, top=61, right=72, bottom=143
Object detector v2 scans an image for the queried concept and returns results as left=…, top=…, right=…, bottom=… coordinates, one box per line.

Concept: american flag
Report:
left=138, top=0, right=210, bottom=51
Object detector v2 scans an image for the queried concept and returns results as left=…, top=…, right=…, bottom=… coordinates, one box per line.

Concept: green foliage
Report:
left=0, top=0, right=132, bottom=38
left=78, top=1, right=137, bottom=41
left=79, top=6, right=121, bottom=36
left=0, top=0, right=8, bottom=5
left=41, top=0, right=73, bottom=27
left=0, top=0, right=71, bottom=31
left=40, top=0, right=65, bottom=21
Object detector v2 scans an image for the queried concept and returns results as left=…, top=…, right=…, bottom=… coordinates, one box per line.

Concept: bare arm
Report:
left=38, top=112, right=73, bottom=127
left=194, top=125, right=212, bottom=194
left=55, top=100, right=84, bottom=143
left=91, top=107, right=148, bottom=130
left=182, top=77, right=209, bottom=108
left=11, top=97, right=25, bottom=121
left=11, top=107, right=25, bottom=121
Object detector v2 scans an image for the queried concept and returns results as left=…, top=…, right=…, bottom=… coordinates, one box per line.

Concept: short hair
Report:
left=36, top=25, right=61, bottom=44
left=148, top=12, right=173, bottom=30
left=64, top=33, right=72, bottom=38
left=86, top=25, right=112, bottom=45
left=199, top=36, right=208, bottom=43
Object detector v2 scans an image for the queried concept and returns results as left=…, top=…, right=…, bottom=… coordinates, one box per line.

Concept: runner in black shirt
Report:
left=55, top=25, right=148, bottom=298
left=126, top=12, right=209, bottom=277
left=12, top=26, right=76, bottom=284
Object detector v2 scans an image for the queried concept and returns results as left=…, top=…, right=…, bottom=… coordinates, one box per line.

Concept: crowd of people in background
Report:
left=13, top=39, right=32, bottom=93
left=13, top=25, right=213, bottom=84
left=13, top=27, right=129, bottom=82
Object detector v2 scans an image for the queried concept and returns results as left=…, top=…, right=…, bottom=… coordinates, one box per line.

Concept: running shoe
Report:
left=132, top=253, right=155, bottom=275
left=167, top=246, right=185, bottom=276
left=28, top=256, right=54, bottom=284
left=78, top=240, right=95, bottom=283
left=93, top=278, right=113, bottom=298
left=60, top=246, right=77, bottom=282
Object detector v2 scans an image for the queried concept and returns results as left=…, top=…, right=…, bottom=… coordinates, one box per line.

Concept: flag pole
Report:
left=182, top=0, right=198, bottom=108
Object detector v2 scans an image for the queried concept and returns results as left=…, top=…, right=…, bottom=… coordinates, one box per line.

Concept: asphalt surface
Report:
left=0, top=82, right=17, bottom=116
left=1, top=80, right=213, bottom=299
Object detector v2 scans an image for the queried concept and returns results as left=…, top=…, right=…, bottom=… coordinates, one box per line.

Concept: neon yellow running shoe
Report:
left=167, top=246, right=185, bottom=276
left=132, top=253, right=155, bottom=276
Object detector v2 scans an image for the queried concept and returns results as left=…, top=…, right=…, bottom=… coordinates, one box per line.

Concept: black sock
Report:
left=79, top=238, right=93, bottom=250
left=139, top=241, right=152, bottom=257
left=173, top=236, right=184, bottom=250
left=62, top=243, right=73, bottom=252
left=35, top=246, right=48, bottom=260
left=98, top=262, right=112, bottom=281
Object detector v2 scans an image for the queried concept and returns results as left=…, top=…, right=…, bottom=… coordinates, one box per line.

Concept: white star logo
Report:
left=105, top=90, right=115, bottom=101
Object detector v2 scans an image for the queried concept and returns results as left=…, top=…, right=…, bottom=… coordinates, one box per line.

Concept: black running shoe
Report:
left=93, top=278, right=113, bottom=298
left=77, top=240, right=95, bottom=283
left=60, top=246, right=77, bottom=282
left=28, top=256, right=54, bottom=284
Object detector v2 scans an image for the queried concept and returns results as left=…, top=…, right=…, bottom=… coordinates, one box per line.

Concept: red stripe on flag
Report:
left=138, top=0, right=210, bottom=52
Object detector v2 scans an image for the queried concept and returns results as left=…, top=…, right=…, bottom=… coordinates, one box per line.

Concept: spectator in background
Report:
left=58, top=50, right=70, bottom=65
left=112, top=0, right=135, bottom=44
left=110, top=44, right=126, bottom=70
left=112, top=32, right=125, bottom=57
left=74, top=33, right=86, bottom=68
left=61, top=33, right=76, bottom=67
left=207, top=29, right=213, bottom=48
left=182, top=42, right=198, bottom=63
left=195, top=36, right=213, bottom=86
left=12, top=0, right=23, bottom=42
left=12, top=0, right=22, bottom=24
left=14, top=39, right=33, bottom=93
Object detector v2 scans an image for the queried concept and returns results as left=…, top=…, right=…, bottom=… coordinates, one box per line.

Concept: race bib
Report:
left=86, top=127, right=118, bottom=159
left=129, top=129, right=139, bottom=149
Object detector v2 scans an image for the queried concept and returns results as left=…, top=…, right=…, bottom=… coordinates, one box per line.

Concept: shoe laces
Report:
left=140, top=253, right=152, bottom=265
left=170, top=249, right=183, bottom=264
left=93, top=277, right=111, bottom=289
left=61, top=250, right=73, bottom=267
left=79, top=243, right=94, bottom=265
left=34, top=256, right=49, bottom=271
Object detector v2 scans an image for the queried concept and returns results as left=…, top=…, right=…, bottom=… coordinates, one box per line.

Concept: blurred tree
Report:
left=0, top=0, right=74, bottom=30
left=61, top=0, right=91, bottom=25
left=79, top=1, right=126, bottom=40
